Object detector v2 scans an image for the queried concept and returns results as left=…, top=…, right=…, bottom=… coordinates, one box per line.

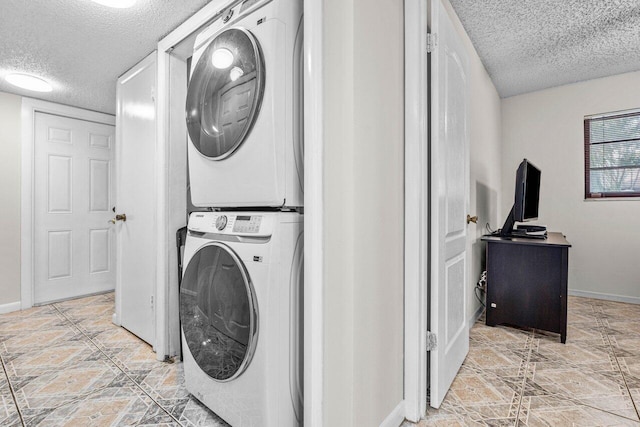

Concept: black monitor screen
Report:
left=522, top=162, right=541, bottom=221
left=501, top=159, right=541, bottom=236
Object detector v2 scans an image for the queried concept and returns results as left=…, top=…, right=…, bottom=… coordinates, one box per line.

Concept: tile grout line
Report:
left=52, top=303, right=185, bottom=427
left=522, top=301, right=640, bottom=424
left=52, top=303, right=185, bottom=425
left=526, top=302, right=640, bottom=424
left=596, top=305, right=640, bottom=422
left=416, top=301, right=640, bottom=427
left=518, top=371, right=640, bottom=424
left=2, top=305, right=104, bottom=424
left=0, top=352, right=25, bottom=426
left=469, top=324, right=640, bottom=425
left=515, top=333, right=640, bottom=425
left=543, top=392, right=640, bottom=423
left=514, top=332, right=533, bottom=426
left=6, top=302, right=180, bottom=425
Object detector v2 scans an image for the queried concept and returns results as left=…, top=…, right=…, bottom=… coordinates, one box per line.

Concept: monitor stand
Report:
left=507, top=230, right=547, bottom=240
left=499, top=206, right=516, bottom=237
left=499, top=206, right=547, bottom=239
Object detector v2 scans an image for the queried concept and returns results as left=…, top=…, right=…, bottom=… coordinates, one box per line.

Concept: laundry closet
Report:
left=116, top=0, right=304, bottom=425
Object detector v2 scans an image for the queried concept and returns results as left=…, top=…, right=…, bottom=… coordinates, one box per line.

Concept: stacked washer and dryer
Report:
left=180, top=0, right=304, bottom=426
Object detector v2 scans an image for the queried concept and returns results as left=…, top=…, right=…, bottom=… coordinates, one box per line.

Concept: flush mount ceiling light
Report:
left=5, top=73, right=53, bottom=92
left=229, top=66, right=244, bottom=82
left=90, top=0, right=137, bottom=8
left=211, top=48, right=234, bottom=69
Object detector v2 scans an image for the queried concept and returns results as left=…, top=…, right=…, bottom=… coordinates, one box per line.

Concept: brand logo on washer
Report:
left=253, top=256, right=262, bottom=262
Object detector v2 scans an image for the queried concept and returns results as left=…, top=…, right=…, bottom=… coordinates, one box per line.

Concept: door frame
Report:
left=20, top=97, right=115, bottom=309
left=302, top=0, right=324, bottom=425
left=155, top=0, right=229, bottom=364
left=404, top=0, right=429, bottom=421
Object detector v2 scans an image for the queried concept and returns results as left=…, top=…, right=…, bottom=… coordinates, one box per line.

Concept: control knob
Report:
left=215, top=215, right=228, bottom=231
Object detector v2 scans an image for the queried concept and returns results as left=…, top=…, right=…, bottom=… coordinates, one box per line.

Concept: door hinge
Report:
left=427, top=33, right=437, bottom=53
left=426, top=331, right=437, bottom=351
left=150, top=295, right=154, bottom=310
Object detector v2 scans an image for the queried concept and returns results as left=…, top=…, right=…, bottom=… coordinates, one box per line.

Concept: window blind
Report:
left=584, top=110, right=640, bottom=198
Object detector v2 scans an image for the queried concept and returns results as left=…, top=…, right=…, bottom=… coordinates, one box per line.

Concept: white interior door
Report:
left=429, top=0, right=471, bottom=408
left=34, top=112, right=115, bottom=304
left=115, top=52, right=157, bottom=346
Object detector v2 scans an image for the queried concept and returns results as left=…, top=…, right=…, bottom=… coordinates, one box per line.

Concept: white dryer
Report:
left=181, top=211, right=303, bottom=426
left=186, top=0, right=303, bottom=208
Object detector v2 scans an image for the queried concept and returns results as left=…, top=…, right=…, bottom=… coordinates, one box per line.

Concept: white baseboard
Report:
left=380, top=400, right=406, bottom=427
left=469, top=302, right=485, bottom=329
left=568, top=289, right=640, bottom=305
left=0, top=301, right=22, bottom=315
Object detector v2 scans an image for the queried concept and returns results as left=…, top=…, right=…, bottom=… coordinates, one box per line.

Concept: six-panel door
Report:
left=34, top=112, right=115, bottom=304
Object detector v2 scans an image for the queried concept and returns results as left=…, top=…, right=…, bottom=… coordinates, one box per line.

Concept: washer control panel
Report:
left=188, top=212, right=271, bottom=237
left=232, top=215, right=262, bottom=233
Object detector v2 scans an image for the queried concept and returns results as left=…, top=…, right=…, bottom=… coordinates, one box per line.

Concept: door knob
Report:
left=109, top=213, right=127, bottom=224
left=466, top=214, right=478, bottom=224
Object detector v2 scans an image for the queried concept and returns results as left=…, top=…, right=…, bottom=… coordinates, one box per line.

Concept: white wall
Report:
left=322, top=0, right=501, bottom=423
left=323, top=0, right=404, bottom=424
left=0, top=92, right=22, bottom=308
left=442, top=0, right=503, bottom=322
left=351, top=0, right=405, bottom=423
left=502, top=70, right=640, bottom=302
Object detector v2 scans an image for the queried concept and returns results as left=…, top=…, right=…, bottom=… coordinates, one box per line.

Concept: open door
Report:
left=429, top=0, right=471, bottom=408
left=114, top=52, right=158, bottom=346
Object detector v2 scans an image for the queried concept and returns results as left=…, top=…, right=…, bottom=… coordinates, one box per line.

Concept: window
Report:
left=584, top=109, right=640, bottom=198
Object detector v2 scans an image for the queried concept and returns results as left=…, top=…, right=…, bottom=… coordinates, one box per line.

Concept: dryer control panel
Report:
left=188, top=212, right=272, bottom=237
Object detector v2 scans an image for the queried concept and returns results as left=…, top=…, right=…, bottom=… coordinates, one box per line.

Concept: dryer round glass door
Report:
left=186, top=28, right=265, bottom=160
left=180, top=243, right=258, bottom=381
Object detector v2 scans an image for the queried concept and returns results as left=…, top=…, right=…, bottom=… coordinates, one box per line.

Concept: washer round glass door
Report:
left=180, top=242, right=258, bottom=381
left=186, top=28, right=265, bottom=160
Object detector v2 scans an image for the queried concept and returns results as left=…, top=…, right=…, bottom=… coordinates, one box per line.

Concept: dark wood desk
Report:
left=481, top=232, right=571, bottom=343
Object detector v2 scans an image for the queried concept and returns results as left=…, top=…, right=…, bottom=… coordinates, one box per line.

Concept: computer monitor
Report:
left=500, top=159, right=541, bottom=237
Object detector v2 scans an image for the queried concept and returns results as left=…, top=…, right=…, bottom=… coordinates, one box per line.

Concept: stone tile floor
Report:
left=404, top=296, right=640, bottom=426
left=2, top=293, right=639, bottom=426
left=0, top=292, right=228, bottom=426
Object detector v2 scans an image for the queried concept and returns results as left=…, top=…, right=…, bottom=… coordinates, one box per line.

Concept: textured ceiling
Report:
left=0, top=0, right=212, bottom=114
left=448, top=0, right=640, bottom=98
left=4, top=1, right=639, bottom=111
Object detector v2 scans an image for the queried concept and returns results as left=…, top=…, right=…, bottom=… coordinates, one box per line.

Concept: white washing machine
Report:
left=186, top=0, right=303, bottom=208
left=181, top=211, right=303, bottom=426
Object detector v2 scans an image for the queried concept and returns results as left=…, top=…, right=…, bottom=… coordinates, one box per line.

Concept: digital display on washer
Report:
left=233, top=215, right=262, bottom=233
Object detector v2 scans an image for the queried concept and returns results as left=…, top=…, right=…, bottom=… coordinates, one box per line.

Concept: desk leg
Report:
left=559, top=249, right=569, bottom=344
left=485, top=307, right=496, bottom=327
